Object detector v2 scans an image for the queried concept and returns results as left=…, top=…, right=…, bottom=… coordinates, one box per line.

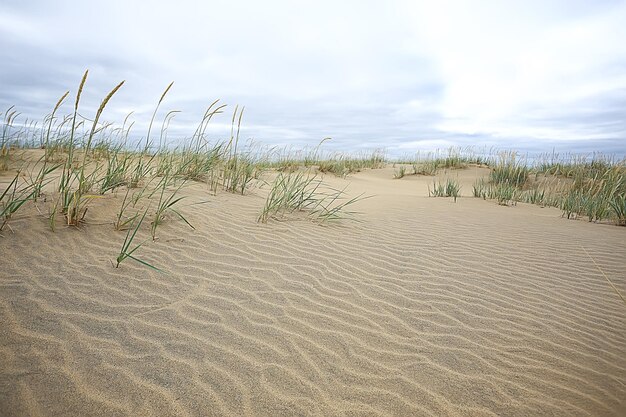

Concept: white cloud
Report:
left=0, top=0, right=625, bottom=155
left=402, top=0, right=626, bottom=141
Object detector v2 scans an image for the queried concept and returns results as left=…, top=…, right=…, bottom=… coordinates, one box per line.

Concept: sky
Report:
left=1, top=0, right=625, bottom=156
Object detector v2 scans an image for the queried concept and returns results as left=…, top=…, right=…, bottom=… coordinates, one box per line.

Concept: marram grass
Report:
left=471, top=152, right=626, bottom=223
left=1, top=72, right=625, bottom=269
left=258, top=171, right=366, bottom=223
left=428, top=178, right=461, bottom=202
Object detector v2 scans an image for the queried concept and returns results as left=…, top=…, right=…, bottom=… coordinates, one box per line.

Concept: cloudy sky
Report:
left=1, top=0, right=625, bottom=156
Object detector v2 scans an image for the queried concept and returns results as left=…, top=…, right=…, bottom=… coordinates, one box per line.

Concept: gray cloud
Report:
left=1, top=0, right=625, bottom=157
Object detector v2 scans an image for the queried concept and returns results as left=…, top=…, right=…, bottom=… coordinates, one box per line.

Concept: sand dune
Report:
left=1, top=167, right=625, bottom=416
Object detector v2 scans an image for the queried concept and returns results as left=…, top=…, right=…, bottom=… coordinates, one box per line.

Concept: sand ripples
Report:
left=1, top=180, right=625, bottom=416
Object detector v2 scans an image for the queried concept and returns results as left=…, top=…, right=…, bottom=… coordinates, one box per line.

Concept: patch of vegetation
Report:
left=428, top=178, right=461, bottom=202
left=258, top=171, right=366, bottom=223
left=471, top=152, right=626, bottom=224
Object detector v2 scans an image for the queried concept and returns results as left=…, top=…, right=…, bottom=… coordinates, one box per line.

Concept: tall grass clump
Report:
left=68, top=75, right=125, bottom=225
left=428, top=178, right=461, bottom=202
left=1, top=107, right=21, bottom=171
left=317, top=149, right=386, bottom=177
left=394, top=165, right=406, bottom=179
left=536, top=152, right=614, bottom=182
left=408, top=147, right=489, bottom=176
left=469, top=151, right=527, bottom=207
left=164, top=101, right=226, bottom=183
left=490, top=152, right=529, bottom=187
left=129, top=82, right=175, bottom=188
left=33, top=91, right=70, bottom=200
left=521, top=187, right=546, bottom=206
left=149, top=173, right=194, bottom=240
left=488, top=183, right=519, bottom=206
left=222, top=105, right=247, bottom=192
left=261, top=140, right=384, bottom=177
left=609, top=194, right=626, bottom=226
left=166, top=103, right=261, bottom=195
left=0, top=170, right=38, bottom=232
left=472, top=178, right=519, bottom=206
left=99, top=145, right=132, bottom=194
left=472, top=150, right=626, bottom=225
left=557, top=163, right=626, bottom=223
left=472, top=178, right=488, bottom=199
left=258, top=171, right=365, bottom=223
left=169, top=143, right=224, bottom=184
left=412, top=159, right=439, bottom=176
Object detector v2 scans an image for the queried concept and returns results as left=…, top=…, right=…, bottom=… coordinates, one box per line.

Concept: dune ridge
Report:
left=1, top=167, right=625, bottom=416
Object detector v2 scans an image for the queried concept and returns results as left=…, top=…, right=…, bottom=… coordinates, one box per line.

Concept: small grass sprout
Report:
left=150, top=175, right=194, bottom=240
left=116, top=208, right=161, bottom=271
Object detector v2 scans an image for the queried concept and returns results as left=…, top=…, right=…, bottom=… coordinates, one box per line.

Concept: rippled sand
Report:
left=1, top=166, right=625, bottom=416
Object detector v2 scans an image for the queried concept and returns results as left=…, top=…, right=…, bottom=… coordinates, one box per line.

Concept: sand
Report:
left=1, top=166, right=625, bottom=416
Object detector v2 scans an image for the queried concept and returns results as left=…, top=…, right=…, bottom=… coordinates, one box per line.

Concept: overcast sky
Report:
left=1, top=0, right=625, bottom=156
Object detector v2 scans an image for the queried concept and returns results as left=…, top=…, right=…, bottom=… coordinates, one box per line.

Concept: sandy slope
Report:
left=1, top=166, right=625, bottom=416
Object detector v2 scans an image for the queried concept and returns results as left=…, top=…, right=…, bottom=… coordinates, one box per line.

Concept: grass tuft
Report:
left=429, top=178, right=461, bottom=202
left=258, top=171, right=366, bottom=223
left=1, top=170, right=37, bottom=232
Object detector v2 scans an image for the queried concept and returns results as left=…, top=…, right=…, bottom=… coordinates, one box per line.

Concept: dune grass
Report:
left=258, top=170, right=366, bottom=223
left=471, top=152, right=626, bottom=223
left=393, top=147, right=489, bottom=178
left=0, top=170, right=38, bottom=232
left=150, top=175, right=194, bottom=241
left=1, top=107, right=21, bottom=172
left=394, top=165, right=407, bottom=179
left=609, top=195, right=626, bottom=226
left=428, top=178, right=461, bottom=202
left=490, top=152, right=529, bottom=187
left=0, top=72, right=382, bottom=269
left=1, top=72, right=624, bottom=273
left=317, top=149, right=386, bottom=177
left=115, top=208, right=161, bottom=271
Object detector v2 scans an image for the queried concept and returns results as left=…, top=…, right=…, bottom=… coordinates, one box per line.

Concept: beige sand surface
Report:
left=1, top=166, right=625, bottom=416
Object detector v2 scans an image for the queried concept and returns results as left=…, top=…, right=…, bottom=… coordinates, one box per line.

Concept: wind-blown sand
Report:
left=1, top=166, right=625, bottom=416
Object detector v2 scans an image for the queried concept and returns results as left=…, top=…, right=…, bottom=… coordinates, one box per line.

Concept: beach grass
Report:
left=428, top=178, right=461, bottom=202
left=1, top=72, right=624, bottom=265
left=0, top=170, right=38, bottom=232
left=150, top=174, right=194, bottom=241
left=258, top=170, right=365, bottom=223
left=470, top=151, right=625, bottom=222
left=115, top=208, right=161, bottom=271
